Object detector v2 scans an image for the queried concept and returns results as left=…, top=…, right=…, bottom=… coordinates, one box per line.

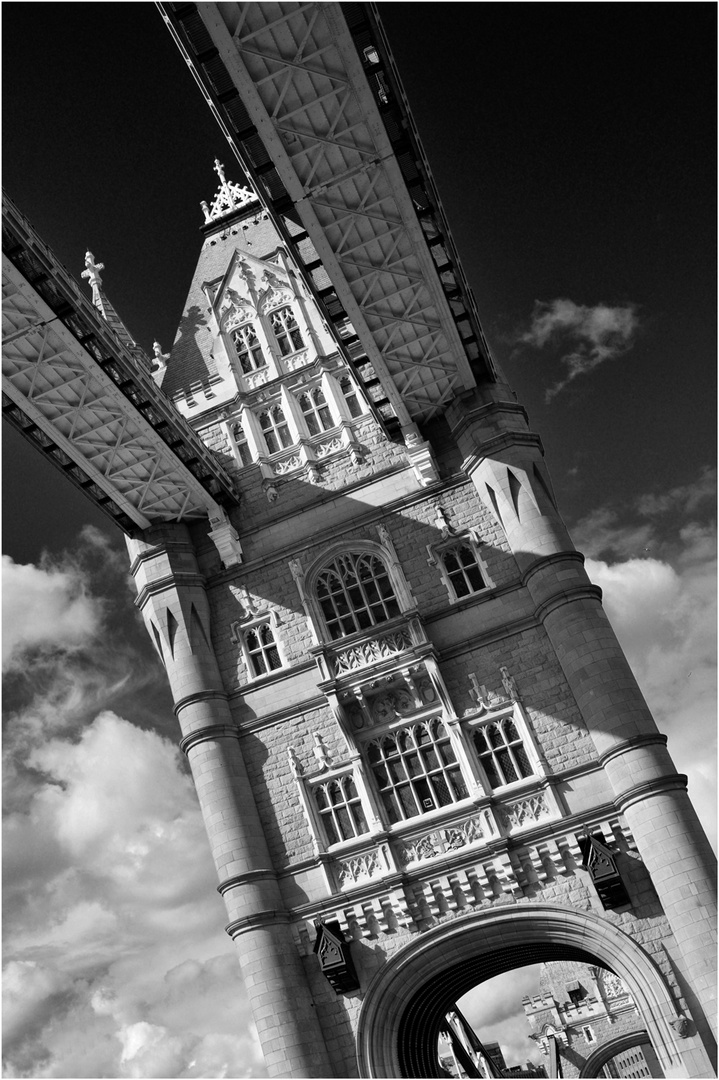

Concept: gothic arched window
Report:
left=244, top=622, right=281, bottom=677
left=313, top=775, right=369, bottom=845
left=472, top=716, right=533, bottom=789
left=270, top=306, right=304, bottom=356
left=441, top=543, right=486, bottom=598
left=299, top=387, right=334, bottom=436
left=315, top=552, right=400, bottom=640
left=232, top=323, right=266, bottom=374
left=366, top=719, right=468, bottom=823
left=259, top=405, right=293, bottom=454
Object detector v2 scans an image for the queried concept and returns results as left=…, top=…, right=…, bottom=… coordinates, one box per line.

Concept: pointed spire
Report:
left=201, top=160, right=258, bottom=224
left=81, top=251, right=150, bottom=371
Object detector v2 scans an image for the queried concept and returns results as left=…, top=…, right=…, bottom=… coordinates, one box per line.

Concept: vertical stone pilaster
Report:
left=126, top=526, right=332, bottom=1079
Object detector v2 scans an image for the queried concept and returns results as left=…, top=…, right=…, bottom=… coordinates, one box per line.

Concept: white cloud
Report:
left=2, top=554, right=102, bottom=671
left=587, top=547, right=716, bottom=847
left=573, top=473, right=717, bottom=849
left=516, top=298, right=639, bottom=401
left=458, top=966, right=544, bottom=1067
left=2, top=708, right=266, bottom=1079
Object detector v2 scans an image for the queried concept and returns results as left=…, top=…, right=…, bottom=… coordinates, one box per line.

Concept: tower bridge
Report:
left=2, top=4, right=716, bottom=1079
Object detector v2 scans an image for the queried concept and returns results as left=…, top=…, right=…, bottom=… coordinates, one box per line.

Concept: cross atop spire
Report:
left=202, top=160, right=258, bottom=224
left=81, top=251, right=104, bottom=290
left=80, top=250, right=150, bottom=371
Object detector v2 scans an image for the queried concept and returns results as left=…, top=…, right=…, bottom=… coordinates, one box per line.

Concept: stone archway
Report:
left=580, top=1030, right=657, bottom=1078
left=355, top=903, right=689, bottom=1078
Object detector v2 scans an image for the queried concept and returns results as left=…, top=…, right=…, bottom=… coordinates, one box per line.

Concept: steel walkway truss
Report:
left=160, top=2, right=498, bottom=427
left=2, top=192, right=239, bottom=543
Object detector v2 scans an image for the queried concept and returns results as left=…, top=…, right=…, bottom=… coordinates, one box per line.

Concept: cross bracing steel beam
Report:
left=158, top=2, right=498, bottom=426
left=2, top=191, right=239, bottom=535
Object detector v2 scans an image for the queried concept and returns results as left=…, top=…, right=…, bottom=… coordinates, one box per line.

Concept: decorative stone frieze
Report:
left=395, top=810, right=494, bottom=868
left=496, top=791, right=553, bottom=832
left=336, top=844, right=392, bottom=888
left=332, top=626, right=413, bottom=677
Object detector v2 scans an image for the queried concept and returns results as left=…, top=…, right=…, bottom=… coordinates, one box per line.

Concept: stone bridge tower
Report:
left=2, top=4, right=715, bottom=1079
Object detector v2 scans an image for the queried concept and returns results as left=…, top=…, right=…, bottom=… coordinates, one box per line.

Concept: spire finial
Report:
left=81, top=251, right=104, bottom=289
left=201, top=160, right=258, bottom=225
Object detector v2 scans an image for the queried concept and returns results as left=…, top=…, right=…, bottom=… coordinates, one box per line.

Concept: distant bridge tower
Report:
left=2, top=4, right=715, bottom=1078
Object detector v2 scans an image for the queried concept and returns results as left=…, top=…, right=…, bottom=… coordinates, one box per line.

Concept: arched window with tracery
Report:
left=271, top=306, right=304, bottom=356
left=244, top=622, right=281, bottom=677
left=232, top=323, right=266, bottom=374
left=259, top=405, right=293, bottom=454
left=299, top=387, right=334, bottom=435
left=441, top=543, right=486, bottom=598
left=315, top=552, right=400, bottom=640
left=472, top=716, right=534, bottom=788
left=366, top=719, right=468, bottom=823
left=313, top=774, right=369, bottom=845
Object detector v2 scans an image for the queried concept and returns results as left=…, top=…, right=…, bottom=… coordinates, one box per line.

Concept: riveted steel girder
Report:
left=159, top=2, right=498, bottom=426
left=2, top=191, right=239, bottom=534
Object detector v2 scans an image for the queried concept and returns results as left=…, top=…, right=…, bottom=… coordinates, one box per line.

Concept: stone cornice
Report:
left=614, top=774, right=688, bottom=813
left=521, top=549, right=586, bottom=587
left=447, top=397, right=529, bottom=435
left=598, top=733, right=669, bottom=768
left=180, top=722, right=240, bottom=754
left=127, top=538, right=197, bottom=575
left=217, top=868, right=279, bottom=895
left=133, top=571, right=207, bottom=609
left=532, top=584, right=604, bottom=624
left=175, top=690, right=231, bottom=720
left=225, top=909, right=291, bottom=938
left=461, top=430, right=545, bottom=473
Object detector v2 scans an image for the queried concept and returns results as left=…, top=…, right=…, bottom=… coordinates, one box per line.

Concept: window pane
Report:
left=336, top=806, right=352, bottom=838
left=497, top=748, right=518, bottom=784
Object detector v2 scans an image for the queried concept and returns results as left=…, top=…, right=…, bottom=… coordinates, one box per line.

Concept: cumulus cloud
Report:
left=516, top=298, right=639, bottom=401
left=572, top=472, right=716, bottom=847
left=3, top=538, right=265, bottom=1079
left=458, top=966, right=544, bottom=1067
left=2, top=554, right=102, bottom=672
left=2, top=712, right=265, bottom=1079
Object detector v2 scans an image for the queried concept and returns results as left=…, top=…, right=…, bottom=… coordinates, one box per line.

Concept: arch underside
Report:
left=399, top=941, right=600, bottom=1077
left=356, top=903, right=682, bottom=1079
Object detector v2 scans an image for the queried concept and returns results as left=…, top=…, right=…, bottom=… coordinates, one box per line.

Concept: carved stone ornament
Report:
left=229, top=584, right=268, bottom=622
left=152, top=341, right=169, bottom=369
left=332, top=627, right=412, bottom=677
left=313, top=732, right=331, bottom=771
left=670, top=1015, right=691, bottom=1038
left=288, top=746, right=303, bottom=778
left=467, top=672, right=510, bottom=713
left=202, top=159, right=258, bottom=223
left=434, top=506, right=453, bottom=538
left=497, top=793, right=550, bottom=831
left=207, top=509, right=243, bottom=567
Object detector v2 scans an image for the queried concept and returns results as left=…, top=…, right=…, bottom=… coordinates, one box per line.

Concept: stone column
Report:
left=127, top=525, right=332, bottom=1079
left=446, top=390, right=717, bottom=1053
